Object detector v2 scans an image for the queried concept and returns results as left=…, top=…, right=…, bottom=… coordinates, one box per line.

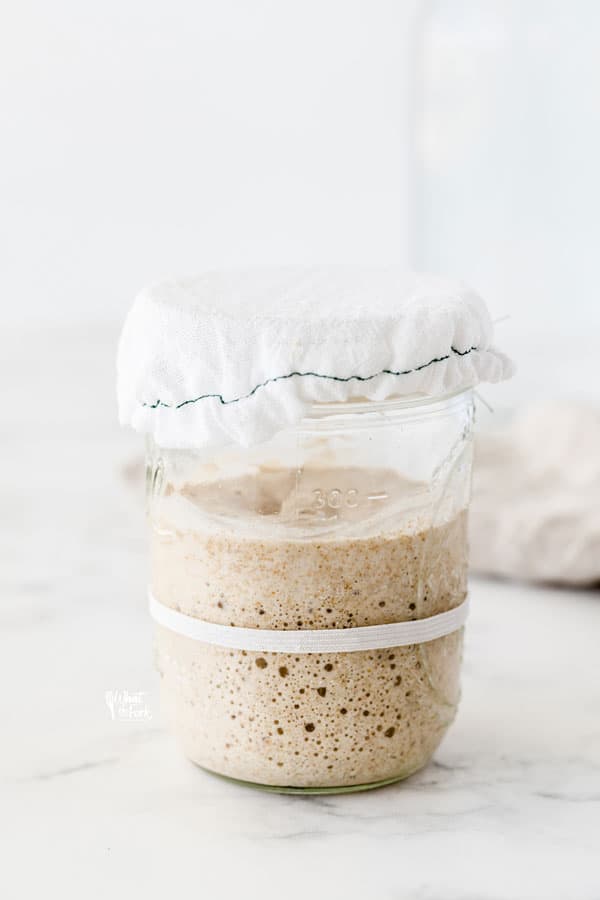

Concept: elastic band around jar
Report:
left=148, top=591, right=469, bottom=654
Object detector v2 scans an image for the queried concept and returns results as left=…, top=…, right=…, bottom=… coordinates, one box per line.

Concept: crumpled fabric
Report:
left=117, top=266, right=514, bottom=451
left=470, top=403, right=600, bottom=586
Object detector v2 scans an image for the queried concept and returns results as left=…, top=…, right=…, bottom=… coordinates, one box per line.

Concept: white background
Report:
left=2, top=0, right=417, bottom=328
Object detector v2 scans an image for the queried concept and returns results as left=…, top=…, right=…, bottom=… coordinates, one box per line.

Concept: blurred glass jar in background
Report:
left=415, top=0, right=600, bottom=402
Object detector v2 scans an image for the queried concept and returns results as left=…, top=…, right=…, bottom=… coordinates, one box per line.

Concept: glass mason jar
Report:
left=147, top=389, right=475, bottom=793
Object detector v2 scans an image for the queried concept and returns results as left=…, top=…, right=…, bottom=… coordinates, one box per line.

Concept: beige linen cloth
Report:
left=470, top=403, right=600, bottom=586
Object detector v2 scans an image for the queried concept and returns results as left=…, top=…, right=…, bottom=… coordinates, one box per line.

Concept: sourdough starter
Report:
left=152, top=467, right=468, bottom=788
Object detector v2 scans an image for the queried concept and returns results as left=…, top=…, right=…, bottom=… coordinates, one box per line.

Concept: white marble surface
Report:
left=3, top=328, right=600, bottom=899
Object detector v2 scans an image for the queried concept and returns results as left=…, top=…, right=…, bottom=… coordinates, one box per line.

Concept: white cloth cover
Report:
left=470, top=404, right=600, bottom=586
left=117, top=266, right=514, bottom=450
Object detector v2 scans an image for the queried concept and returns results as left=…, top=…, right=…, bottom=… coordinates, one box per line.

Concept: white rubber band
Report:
left=149, top=591, right=469, bottom=654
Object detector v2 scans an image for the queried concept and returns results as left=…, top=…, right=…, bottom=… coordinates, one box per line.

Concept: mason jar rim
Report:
left=303, top=388, right=474, bottom=422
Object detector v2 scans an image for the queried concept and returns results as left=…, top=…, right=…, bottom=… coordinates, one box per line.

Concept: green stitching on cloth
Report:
left=142, top=345, right=479, bottom=410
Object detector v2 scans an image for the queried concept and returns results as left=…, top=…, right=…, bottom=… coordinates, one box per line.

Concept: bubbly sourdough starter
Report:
left=152, top=467, right=468, bottom=789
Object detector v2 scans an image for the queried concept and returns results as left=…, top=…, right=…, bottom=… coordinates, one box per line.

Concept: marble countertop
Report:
left=3, top=328, right=600, bottom=899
